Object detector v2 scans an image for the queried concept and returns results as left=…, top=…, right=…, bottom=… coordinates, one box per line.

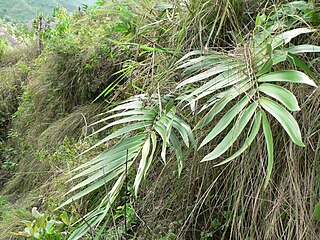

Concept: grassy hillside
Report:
left=0, top=0, right=95, bottom=23
left=0, top=0, right=319, bottom=239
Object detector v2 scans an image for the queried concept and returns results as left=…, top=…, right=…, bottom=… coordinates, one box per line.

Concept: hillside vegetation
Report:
left=0, top=0, right=319, bottom=239
left=0, top=0, right=95, bottom=23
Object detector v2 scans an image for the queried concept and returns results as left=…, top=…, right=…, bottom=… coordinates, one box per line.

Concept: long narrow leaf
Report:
left=74, top=135, right=146, bottom=171
left=259, top=97, right=305, bottom=147
left=170, top=132, right=184, bottom=175
left=201, top=102, right=258, bottom=162
left=83, top=121, right=153, bottom=154
left=261, top=111, right=274, bottom=189
left=214, top=110, right=262, bottom=166
left=177, top=62, right=240, bottom=88
left=134, top=136, right=150, bottom=196
left=199, top=96, right=250, bottom=149
left=286, top=44, right=320, bottom=54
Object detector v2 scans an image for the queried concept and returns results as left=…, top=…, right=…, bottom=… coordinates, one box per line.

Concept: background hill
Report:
left=0, top=0, right=95, bottom=23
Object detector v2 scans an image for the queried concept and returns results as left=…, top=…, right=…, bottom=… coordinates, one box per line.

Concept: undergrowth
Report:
left=0, top=0, right=319, bottom=240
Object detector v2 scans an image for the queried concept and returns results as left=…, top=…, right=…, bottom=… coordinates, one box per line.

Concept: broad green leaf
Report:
left=134, top=136, right=150, bottom=196
left=257, top=70, right=317, bottom=87
left=182, top=67, right=246, bottom=101
left=199, top=96, right=250, bottom=149
left=170, top=115, right=195, bottom=147
left=67, top=153, right=135, bottom=194
left=154, top=123, right=168, bottom=163
left=261, top=111, right=274, bottom=189
left=197, top=83, right=252, bottom=128
left=165, top=100, right=174, bottom=114
left=214, top=111, right=261, bottom=166
left=258, top=83, right=300, bottom=111
left=286, top=45, right=320, bottom=54
left=158, top=115, right=173, bottom=141
left=201, top=102, right=258, bottom=162
left=153, top=3, right=173, bottom=9
left=177, top=55, right=228, bottom=71
left=189, top=75, right=248, bottom=105
left=197, top=97, right=233, bottom=129
left=259, top=97, right=305, bottom=147
left=67, top=174, right=126, bottom=240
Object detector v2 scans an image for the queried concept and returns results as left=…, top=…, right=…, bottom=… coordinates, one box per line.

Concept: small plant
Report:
left=10, top=208, right=72, bottom=240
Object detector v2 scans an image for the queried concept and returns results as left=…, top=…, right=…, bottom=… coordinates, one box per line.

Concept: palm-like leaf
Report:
left=59, top=94, right=194, bottom=240
left=176, top=27, right=318, bottom=186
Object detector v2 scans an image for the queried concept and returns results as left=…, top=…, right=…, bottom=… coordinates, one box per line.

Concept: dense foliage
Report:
left=0, top=0, right=319, bottom=239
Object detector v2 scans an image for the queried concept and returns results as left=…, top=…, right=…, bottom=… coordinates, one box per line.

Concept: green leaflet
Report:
left=271, top=28, right=315, bottom=49
left=182, top=57, right=233, bottom=75
left=107, top=100, right=143, bottom=112
left=84, top=121, right=153, bottom=154
left=257, top=70, right=317, bottom=87
left=73, top=134, right=146, bottom=172
left=91, top=114, right=156, bottom=135
left=201, top=102, right=258, bottom=162
left=287, top=53, right=316, bottom=79
left=271, top=50, right=288, bottom=66
left=183, top=67, right=246, bottom=102
left=259, top=97, right=305, bottom=147
left=286, top=44, right=320, bottom=54
left=170, top=132, right=184, bottom=176
left=214, top=110, right=262, bottom=166
left=144, top=132, right=157, bottom=178
left=176, top=62, right=240, bottom=88
left=134, top=136, right=151, bottom=196
left=154, top=122, right=168, bottom=164
left=196, top=83, right=252, bottom=128
left=90, top=109, right=156, bottom=126
left=261, top=111, right=274, bottom=189
left=176, top=50, right=214, bottom=64
left=257, top=58, right=273, bottom=76
left=258, top=83, right=300, bottom=111
left=70, top=144, right=143, bottom=181
left=199, top=95, right=250, bottom=149
left=59, top=162, right=132, bottom=209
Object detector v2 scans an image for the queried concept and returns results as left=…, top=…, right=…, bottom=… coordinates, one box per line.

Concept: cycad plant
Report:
left=61, top=4, right=319, bottom=239
left=176, top=19, right=319, bottom=187
left=59, top=94, right=194, bottom=239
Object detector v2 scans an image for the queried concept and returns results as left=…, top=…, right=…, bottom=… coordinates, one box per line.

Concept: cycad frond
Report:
left=60, top=94, right=194, bottom=240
